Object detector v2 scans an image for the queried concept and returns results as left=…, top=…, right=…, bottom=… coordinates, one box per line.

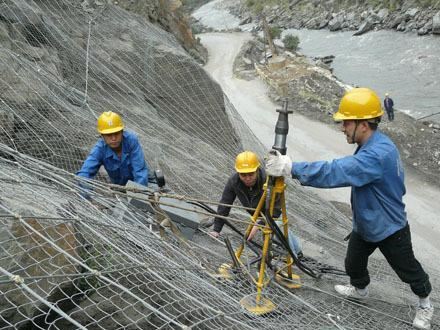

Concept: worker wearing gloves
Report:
left=265, top=88, right=433, bottom=330
left=209, top=151, right=303, bottom=258
left=77, top=111, right=149, bottom=187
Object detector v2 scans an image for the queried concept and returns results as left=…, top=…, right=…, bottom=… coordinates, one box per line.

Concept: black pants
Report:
left=386, top=109, right=394, bottom=121
left=346, top=225, right=431, bottom=297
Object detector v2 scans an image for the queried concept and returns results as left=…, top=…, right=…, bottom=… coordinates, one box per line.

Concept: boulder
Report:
left=0, top=217, right=80, bottom=326
left=353, top=20, right=375, bottom=36
left=418, top=27, right=429, bottom=35
left=313, top=55, right=335, bottom=65
left=433, top=11, right=440, bottom=34
left=405, top=8, right=419, bottom=19
left=377, top=8, right=389, bottom=21
left=328, top=13, right=345, bottom=31
left=239, top=16, right=252, bottom=25
left=397, top=22, right=407, bottom=31
left=389, top=14, right=407, bottom=28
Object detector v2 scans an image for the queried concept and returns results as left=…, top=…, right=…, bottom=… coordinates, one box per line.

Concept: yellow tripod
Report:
left=218, top=175, right=301, bottom=315
left=217, top=99, right=317, bottom=314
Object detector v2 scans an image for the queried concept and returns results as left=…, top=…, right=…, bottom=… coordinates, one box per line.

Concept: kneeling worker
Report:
left=77, top=111, right=149, bottom=187
left=209, top=151, right=302, bottom=257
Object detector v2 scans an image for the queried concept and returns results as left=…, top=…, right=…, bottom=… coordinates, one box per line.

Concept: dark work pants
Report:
left=346, top=225, right=431, bottom=297
left=386, top=109, right=394, bottom=121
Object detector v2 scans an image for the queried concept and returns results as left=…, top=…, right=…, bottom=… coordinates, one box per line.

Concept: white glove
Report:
left=265, top=150, right=292, bottom=177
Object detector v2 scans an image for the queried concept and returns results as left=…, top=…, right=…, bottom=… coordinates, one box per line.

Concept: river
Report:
left=281, top=28, right=440, bottom=121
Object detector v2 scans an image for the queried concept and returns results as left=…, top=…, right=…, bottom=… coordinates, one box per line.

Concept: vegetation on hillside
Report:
left=244, top=0, right=289, bottom=13
left=283, top=34, right=300, bottom=51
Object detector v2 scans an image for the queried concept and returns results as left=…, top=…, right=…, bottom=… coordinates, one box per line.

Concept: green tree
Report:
left=270, top=26, right=282, bottom=39
left=283, top=34, right=300, bottom=51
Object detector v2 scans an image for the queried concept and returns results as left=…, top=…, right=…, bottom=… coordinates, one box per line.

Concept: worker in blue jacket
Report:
left=77, top=111, right=149, bottom=186
left=265, top=88, right=433, bottom=330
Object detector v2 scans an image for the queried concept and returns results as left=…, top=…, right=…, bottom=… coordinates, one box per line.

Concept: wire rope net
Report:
left=0, top=0, right=439, bottom=329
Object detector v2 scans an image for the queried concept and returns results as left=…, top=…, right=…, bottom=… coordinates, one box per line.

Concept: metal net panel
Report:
left=0, top=0, right=439, bottom=329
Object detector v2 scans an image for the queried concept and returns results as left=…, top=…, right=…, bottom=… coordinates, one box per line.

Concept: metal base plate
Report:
left=217, top=263, right=233, bottom=279
left=240, top=295, right=276, bottom=315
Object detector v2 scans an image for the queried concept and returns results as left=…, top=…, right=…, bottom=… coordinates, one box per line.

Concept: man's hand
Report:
left=265, top=150, right=293, bottom=177
left=209, top=231, right=220, bottom=238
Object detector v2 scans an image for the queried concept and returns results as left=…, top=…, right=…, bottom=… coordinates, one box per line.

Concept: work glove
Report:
left=265, top=150, right=293, bottom=177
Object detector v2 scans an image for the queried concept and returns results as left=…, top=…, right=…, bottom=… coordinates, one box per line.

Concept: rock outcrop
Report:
left=115, top=0, right=207, bottom=63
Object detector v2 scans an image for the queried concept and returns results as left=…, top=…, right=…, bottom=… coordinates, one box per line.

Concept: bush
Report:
left=270, top=26, right=282, bottom=39
left=283, top=34, right=300, bottom=52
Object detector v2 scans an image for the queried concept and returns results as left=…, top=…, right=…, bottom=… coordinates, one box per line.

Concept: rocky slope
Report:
left=116, top=0, right=208, bottom=63
left=235, top=0, right=440, bottom=36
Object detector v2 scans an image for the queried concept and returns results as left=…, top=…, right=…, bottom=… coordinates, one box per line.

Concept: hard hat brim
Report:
left=99, top=126, right=124, bottom=134
left=235, top=166, right=259, bottom=174
left=333, top=110, right=384, bottom=121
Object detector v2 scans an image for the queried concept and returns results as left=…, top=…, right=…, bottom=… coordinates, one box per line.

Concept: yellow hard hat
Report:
left=97, top=111, right=124, bottom=134
left=235, top=151, right=260, bottom=173
left=333, top=88, right=384, bottom=121
left=385, top=92, right=389, bottom=96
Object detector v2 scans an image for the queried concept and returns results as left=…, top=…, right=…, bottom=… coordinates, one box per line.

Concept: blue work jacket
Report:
left=291, top=131, right=407, bottom=242
left=77, top=130, right=148, bottom=186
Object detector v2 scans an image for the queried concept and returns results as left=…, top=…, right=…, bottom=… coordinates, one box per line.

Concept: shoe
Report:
left=334, top=284, right=368, bottom=299
left=413, top=306, right=434, bottom=329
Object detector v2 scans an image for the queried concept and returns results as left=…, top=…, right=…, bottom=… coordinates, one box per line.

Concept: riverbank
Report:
left=234, top=0, right=440, bottom=36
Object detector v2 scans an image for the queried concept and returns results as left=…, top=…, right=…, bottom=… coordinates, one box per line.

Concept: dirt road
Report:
left=199, top=32, right=440, bottom=264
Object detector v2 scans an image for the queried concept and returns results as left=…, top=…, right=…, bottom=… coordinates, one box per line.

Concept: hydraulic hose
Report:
left=188, top=201, right=263, bottom=255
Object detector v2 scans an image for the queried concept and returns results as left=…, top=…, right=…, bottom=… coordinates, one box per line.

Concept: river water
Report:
left=281, top=29, right=440, bottom=121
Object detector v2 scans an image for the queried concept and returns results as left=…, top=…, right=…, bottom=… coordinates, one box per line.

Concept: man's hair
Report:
left=352, top=117, right=380, bottom=130
left=367, top=122, right=379, bottom=130
left=366, top=116, right=381, bottom=131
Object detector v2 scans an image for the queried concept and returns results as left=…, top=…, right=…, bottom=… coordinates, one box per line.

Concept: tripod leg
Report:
left=235, top=187, right=267, bottom=260
left=280, top=191, right=293, bottom=278
left=256, top=227, right=272, bottom=303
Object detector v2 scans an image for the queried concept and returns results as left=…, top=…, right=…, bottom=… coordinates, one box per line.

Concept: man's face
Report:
left=238, top=171, right=258, bottom=187
left=341, top=120, right=357, bottom=144
left=102, top=131, right=123, bottom=150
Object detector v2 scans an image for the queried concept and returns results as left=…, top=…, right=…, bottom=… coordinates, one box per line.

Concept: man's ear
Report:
left=360, top=121, right=370, bottom=131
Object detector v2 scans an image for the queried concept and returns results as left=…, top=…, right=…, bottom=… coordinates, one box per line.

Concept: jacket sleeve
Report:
left=129, top=136, right=148, bottom=186
left=292, top=150, right=383, bottom=188
left=77, top=142, right=103, bottom=179
left=213, top=178, right=236, bottom=233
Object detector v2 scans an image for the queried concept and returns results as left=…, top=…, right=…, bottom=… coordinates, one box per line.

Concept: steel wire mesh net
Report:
left=0, top=0, right=439, bottom=329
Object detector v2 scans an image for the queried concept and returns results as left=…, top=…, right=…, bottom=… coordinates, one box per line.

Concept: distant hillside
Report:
left=239, top=0, right=440, bottom=35
left=244, top=0, right=440, bottom=12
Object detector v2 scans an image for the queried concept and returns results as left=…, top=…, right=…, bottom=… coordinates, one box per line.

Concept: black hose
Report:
left=188, top=201, right=263, bottom=255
